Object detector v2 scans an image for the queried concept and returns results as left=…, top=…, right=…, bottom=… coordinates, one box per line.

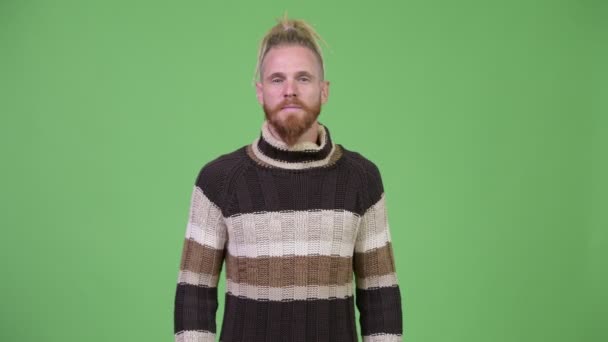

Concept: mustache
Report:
left=277, top=98, right=308, bottom=109
left=282, top=99, right=302, bottom=106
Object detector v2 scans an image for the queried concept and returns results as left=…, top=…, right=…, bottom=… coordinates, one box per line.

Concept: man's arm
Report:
left=174, top=167, right=227, bottom=342
left=353, top=164, right=403, bottom=341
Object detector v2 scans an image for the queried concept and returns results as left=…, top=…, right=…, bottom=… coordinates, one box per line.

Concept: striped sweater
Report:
left=174, top=120, right=403, bottom=341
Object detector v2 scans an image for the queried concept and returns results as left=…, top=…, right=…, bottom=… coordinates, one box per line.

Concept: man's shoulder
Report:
left=339, top=145, right=385, bottom=205
left=199, top=145, right=247, bottom=172
left=193, top=145, right=248, bottom=192
left=339, top=145, right=382, bottom=180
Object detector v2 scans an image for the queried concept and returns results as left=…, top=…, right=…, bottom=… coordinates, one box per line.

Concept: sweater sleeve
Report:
left=353, top=162, right=404, bottom=341
left=174, top=165, right=228, bottom=342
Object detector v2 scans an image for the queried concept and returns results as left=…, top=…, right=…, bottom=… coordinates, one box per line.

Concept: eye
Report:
left=271, top=78, right=283, bottom=84
left=298, top=76, right=311, bottom=82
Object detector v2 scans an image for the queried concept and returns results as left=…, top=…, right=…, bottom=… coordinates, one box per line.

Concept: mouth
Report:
left=283, top=105, right=301, bottom=109
left=282, top=106, right=302, bottom=112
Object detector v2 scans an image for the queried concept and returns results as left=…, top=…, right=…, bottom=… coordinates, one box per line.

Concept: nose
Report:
left=283, top=79, right=297, bottom=98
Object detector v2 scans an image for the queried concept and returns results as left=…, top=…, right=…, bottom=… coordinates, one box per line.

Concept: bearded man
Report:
left=174, top=16, right=404, bottom=342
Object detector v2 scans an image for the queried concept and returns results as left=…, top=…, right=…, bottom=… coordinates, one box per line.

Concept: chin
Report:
left=278, top=110, right=304, bottom=121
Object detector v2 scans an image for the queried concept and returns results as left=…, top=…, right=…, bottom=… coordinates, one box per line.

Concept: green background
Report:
left=1, top=0, right=606, bottom=341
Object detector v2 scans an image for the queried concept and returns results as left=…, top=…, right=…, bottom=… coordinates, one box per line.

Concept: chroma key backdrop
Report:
left=1, top=0, right=606, bottom=341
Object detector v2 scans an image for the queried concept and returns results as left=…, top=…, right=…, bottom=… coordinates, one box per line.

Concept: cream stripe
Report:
left=177, top=269, right=220, bottom=288
left=226, top=279, right=353, bottom=301
left=186, top=186, right=227, bottom=250
left=175, top=330, right=215, bottom=342
left=355, top=230, right=392, bottom=253
left=226, top=209, right=359, bottom=258
left=228, top=239, right=355, bottom=258
left=355, top=194, right=393, bottom=253
left=251, top=136, right=337, bottom=170
left=356, top=273, right=399, bottom=290
left=363, top=333, right=403, bottom=341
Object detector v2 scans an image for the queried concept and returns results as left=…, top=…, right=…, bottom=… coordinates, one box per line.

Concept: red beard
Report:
left=263, top=97, right=321, bottom=146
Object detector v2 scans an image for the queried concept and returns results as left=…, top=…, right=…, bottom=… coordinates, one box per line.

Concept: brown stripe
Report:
left=179, top=238, right=225, bottom=276
left=353, top=242, right=396, bottom=278
left=225, top=253, right=353, bottom=287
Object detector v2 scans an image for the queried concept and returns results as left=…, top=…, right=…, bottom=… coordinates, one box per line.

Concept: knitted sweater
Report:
left=174, top=120, right=403, bottom=342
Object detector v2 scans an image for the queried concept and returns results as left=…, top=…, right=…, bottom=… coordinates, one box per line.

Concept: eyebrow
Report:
left=266, top=71, right=316, bottom=80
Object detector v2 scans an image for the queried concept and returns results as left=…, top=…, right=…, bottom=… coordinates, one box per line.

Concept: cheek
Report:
left=262, top=92, right=276, bottom=104
left=264, top=89, right=283, bottom=102
left=304, top=89, right=322, bottom=103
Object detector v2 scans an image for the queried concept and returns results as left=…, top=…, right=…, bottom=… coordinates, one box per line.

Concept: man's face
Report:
left=256, top=45, right=329, bottom=145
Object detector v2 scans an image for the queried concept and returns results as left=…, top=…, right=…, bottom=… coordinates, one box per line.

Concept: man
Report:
left=174, top=16, right=403, bottom=342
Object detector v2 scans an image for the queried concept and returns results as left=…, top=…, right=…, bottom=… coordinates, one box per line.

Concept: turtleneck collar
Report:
left=246, top=120, right=343, bottom=170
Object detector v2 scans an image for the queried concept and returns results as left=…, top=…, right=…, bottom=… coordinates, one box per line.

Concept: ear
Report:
left=321, top=80, right=330, bottom=104
left=255, top=81, right=264, bottom=105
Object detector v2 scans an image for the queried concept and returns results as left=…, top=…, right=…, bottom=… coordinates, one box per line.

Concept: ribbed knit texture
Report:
left=174, top=120, right=403, bottom=342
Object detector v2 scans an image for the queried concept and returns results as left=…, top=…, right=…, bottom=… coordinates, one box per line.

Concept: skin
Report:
left=256, top=45, right=330, bottom=147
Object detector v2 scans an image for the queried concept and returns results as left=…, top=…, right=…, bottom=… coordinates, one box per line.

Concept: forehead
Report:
left=261, top=45, right=322, bottom=77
